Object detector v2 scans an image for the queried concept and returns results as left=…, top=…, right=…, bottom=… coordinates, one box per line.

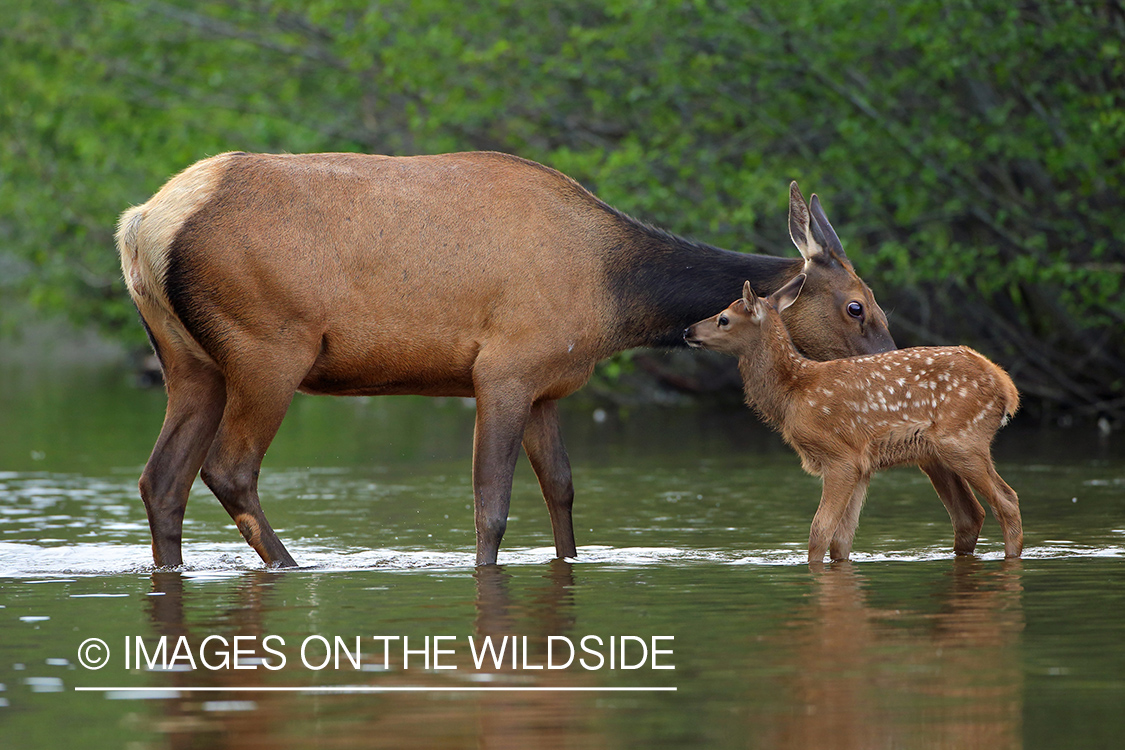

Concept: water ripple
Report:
left=0, top=539, right=1120, bottom=578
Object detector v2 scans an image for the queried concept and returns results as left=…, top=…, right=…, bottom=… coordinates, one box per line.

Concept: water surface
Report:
left=1, top=364, right=1122, bottom=748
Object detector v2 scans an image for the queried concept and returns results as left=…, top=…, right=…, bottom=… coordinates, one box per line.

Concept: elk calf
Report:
left=684, top=275, right=1022, bottom=562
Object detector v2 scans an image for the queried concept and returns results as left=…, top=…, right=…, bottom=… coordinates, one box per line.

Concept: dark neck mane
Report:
left=602, top=209, right=804, bottom=349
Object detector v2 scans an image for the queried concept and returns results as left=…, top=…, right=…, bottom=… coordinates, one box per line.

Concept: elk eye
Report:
left=846, top=301, right=864, bottom=319
left=718, top=315, right=729, bottom=327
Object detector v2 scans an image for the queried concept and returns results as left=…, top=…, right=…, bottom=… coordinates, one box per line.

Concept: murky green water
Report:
left=1, top=364, right=1123, bottom=748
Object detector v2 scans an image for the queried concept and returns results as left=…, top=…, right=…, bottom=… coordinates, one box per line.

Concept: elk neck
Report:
left=601, top=211, right=804, bottom=350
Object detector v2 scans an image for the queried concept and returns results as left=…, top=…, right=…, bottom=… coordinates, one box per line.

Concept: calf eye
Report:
left=718, top=315, right=729, bottom=328
left=846, top=301, right=864, bottom=319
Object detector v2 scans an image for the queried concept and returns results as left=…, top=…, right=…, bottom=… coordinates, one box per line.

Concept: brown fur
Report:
left=117, top=151, right=895, bottom=568
left=685, top=275, right=1022, bottom=562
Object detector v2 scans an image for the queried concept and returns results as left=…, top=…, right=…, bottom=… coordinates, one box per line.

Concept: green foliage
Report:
left=2, top=0, right=1121, bottom=411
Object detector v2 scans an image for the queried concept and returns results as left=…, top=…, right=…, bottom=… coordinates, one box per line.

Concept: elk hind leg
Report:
left=921, top=461, right=985, bottom=555
left=522, top=399, right=577, bottom=559
left=139, top=357, right=226, bottom=568
left=200, top=371, right=304, bottom=568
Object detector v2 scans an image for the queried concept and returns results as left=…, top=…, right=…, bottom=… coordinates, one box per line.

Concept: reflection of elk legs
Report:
left=474, top=565, right=516, bottom=636
left=472, top=561, right=587, bottom=749
left=766, top=560, right=1025, bottom=749
left=146, top=571, right=288, bottom=749
left=474, top=561, right=577, bottom=639
left=770, top=563, right=882, bottom=748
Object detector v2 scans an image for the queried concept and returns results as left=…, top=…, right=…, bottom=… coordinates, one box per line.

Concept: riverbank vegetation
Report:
left=2, top=1, right=1122, bottom=419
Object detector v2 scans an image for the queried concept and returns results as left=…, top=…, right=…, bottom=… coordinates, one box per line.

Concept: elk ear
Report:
left=808, top=194, right=848, bottom=262
left=789, top=181, right=826, bottom=262
left=772, top=273, right=806, bottom=313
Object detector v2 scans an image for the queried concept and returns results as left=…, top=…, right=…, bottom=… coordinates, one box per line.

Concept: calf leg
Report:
left=138, top=355, right=226, bottom=568
left=828, top=475, right=870, bottom=561
left=921, top=461, right=986, bottom=554
left=959, top=453, right=1023, bottom=558
left=809, top=465, right=861, bottom=564
left=522, top=400, right=577, bottom=559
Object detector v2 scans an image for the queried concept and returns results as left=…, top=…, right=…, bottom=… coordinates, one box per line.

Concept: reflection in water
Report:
left=470, top=562, right=601, bottom=750
left=139, top=565, right=604, bottom=748
left=3, top=377, right=1121, bottom=748
left=473, top=560, right=577, bottom=637
left=134, top=561, right=1027, bottom=748
left=144, top=571, right=283, bottom=747
left=763, top=559, right=1025, bottom=749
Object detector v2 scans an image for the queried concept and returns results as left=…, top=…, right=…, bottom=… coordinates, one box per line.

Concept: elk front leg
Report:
left=522, top=399, right=577, bottom=559
left=472, top=383, right=533, bottom=566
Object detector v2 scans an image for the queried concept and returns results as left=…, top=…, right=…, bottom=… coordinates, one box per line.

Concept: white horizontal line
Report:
left=76, top=685, right=676, bottom=693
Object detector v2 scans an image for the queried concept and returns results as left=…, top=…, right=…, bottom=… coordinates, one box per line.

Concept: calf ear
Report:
left=742, top=280, right=760, bottom=313
left=742, top=280, right=767, bottom=322
left=772, top=273, right=806, bottom=313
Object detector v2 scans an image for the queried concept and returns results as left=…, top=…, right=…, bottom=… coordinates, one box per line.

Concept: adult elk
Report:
left=117, top=151, right=894, bottom=567
left=684, top=275, right=1022, bottom=562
